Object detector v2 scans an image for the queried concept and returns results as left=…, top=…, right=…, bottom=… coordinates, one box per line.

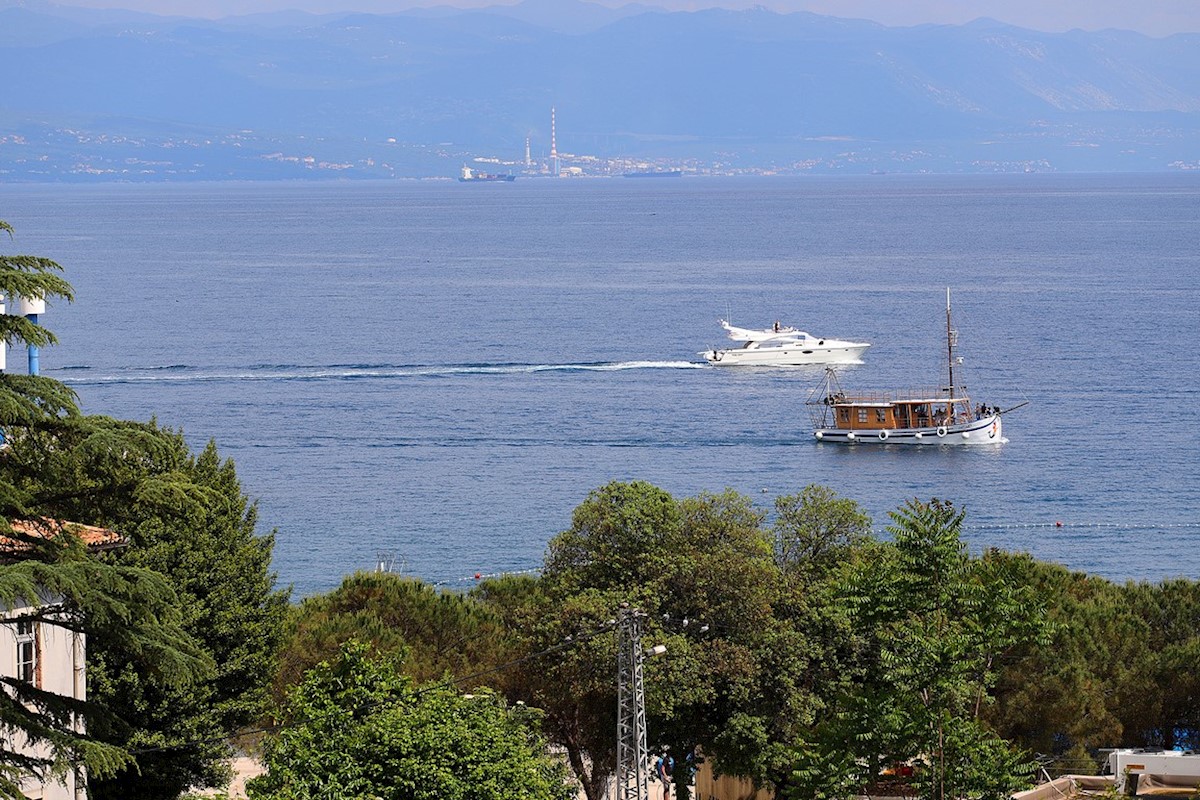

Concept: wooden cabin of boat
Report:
left=823, top=389, right=976, bottom=433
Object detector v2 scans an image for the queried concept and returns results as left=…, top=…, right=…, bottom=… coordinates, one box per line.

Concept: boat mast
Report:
left=946, top=287, right=956, bottom=404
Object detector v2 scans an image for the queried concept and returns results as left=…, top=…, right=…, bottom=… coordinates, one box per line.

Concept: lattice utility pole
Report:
left=616, top=605, right=650, bottom=800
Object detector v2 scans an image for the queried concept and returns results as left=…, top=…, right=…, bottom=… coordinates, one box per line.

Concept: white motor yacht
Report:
left=702, top=320, right=870, bottom=366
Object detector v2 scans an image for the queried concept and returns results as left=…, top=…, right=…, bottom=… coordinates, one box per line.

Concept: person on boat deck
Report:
left=772, top=320, right=781, bottom=332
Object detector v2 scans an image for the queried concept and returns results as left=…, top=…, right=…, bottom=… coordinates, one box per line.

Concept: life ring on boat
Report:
left=878, top=430, right=889, bottom=441
left=936, top=426, right=948, bottom=438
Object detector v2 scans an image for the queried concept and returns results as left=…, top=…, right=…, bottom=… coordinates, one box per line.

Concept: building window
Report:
left=16, top=620, right=36, bottom=684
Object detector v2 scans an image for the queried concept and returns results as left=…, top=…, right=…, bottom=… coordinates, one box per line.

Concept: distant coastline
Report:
left=3, top=3, right=1198, bottom=181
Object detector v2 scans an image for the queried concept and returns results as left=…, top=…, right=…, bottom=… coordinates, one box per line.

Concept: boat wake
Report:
left=55, top=360, right=707, bottom=385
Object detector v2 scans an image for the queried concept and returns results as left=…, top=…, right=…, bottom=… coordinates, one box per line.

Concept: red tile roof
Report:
left=2, top=518, right=126, bottom=554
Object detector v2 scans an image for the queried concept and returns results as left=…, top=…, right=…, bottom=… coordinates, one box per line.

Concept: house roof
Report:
left=2, top=518, right=127, bottom=555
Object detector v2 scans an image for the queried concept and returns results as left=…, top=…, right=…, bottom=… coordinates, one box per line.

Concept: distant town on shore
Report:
left=2, top=0, right=1199, bottom=181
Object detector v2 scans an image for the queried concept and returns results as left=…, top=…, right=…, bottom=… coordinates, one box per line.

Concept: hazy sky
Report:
left=51, top=0, right=1200, bottom=36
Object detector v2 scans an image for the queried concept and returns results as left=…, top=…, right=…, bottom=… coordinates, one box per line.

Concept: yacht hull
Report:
left=703, top=343, right=869, bottom=366
left=813, top=414, right=1005, bottom=446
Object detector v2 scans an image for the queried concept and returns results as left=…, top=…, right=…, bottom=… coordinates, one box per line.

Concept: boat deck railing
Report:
left=835, top=387, right=967, bottom=405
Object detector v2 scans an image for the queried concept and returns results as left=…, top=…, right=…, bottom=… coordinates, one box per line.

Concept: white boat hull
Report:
left=813, top=414, right=1005, bottom=446
left=703, top=342, right=869, bottom=366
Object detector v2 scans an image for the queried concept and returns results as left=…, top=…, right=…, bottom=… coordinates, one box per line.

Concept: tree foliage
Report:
left=480, top=481, right=870, bottom=800
left=1126, top=579, right=1200, bottom=750
left=985, top=559, right=1200, bottom=766
left=788, top=499, right=1049, bottom=800
left=0, top=220, right=287, bottom=798
left=249, top=641, right=574, bottom=800
left=771, top=484, right=872, bottom=585
left=0, top=538, right=209, bottom=798
left=0, top=221, right=212, bottom=797
left=80, top=434, right=288, bottom=800
left=6, top=412, right=289, bottom=799
left=275, top=570, right=506, bottom=700
left=270, top=479, right=1199, bottom=800
left=475, top=573, right=623, bottom=800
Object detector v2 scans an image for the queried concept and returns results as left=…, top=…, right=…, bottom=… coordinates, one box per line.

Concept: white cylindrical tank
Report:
left=11, top=293, right=45, bottom=375
left=13, top=295, right=46, bottom=316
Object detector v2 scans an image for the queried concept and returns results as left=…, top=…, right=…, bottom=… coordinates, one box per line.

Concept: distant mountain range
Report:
left=1, top=0, right=1198, bottom=180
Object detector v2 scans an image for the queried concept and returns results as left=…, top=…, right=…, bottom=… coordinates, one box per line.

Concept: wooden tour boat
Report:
left=806, top=289, right=1021, bottom=446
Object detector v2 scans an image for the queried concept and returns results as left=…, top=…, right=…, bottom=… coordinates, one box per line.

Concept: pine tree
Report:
left=0, top=219, right=289, bottom=798
left=0, top=220, right=210, bottom=796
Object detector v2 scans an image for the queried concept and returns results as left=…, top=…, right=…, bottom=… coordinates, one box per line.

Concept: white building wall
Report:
left=1, top=600, right=86, bottom=800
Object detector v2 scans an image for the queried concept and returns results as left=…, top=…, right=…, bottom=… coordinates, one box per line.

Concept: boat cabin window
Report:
left=838, top=408, right=849, bottom=423
left=875, top=408, right=887, bottom=423
left=857, top=409, right=868, bottom=424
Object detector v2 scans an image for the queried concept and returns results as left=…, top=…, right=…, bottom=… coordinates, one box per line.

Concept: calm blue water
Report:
left=2, top=175, right=1198, bottom=596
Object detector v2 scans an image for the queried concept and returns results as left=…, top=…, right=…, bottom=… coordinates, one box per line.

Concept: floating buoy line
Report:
left=962, top=521, right=1200, bottom=532
left=432, top=567, right=542, bottom=587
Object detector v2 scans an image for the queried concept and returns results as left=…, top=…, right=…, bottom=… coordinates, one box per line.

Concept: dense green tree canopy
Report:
left=79, top=434, right=288, bottom=800
left=771, top=484, right=872, bottom=585
left=0, top=532, right=209, bottom=797
left=478, top=481, right=872, bottom=800
left=276, top=570, right=506, bottom=699
left=3, top=406, right=289, bottom=800
left=788, top=499, right=1049, bottom=800
left=986, top=559, right=1200, bottom=769
left=270, top=484, right=1199, bottom=800
left=249, top=641, right=574, bottom=800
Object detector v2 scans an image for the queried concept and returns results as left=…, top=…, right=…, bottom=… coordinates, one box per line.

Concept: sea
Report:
left=2, top=174, right=1198, bottom=597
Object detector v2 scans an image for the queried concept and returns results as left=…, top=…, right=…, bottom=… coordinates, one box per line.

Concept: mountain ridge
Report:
left=1, top=0, right=1197, bottom=179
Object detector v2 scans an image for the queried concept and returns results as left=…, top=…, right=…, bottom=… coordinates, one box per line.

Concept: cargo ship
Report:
left=622, top=169, right=682, bottom=178
left=459, top=165, right=516, bottom=182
